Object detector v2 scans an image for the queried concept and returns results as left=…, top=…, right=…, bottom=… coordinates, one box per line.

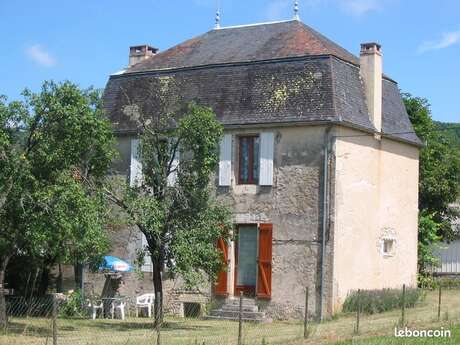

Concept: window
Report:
left=382, top=239, right=395, bottom=256
left=238, top=136, right=260, bottom=184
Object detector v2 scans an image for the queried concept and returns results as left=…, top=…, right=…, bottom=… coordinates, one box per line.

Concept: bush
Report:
left=59, top=290, right=88, bottom=318
left=418, top=274, right=460, bottom=290
left=342, top=288, right=423, bottom=315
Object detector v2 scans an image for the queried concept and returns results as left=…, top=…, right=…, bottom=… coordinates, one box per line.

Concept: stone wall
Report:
left=214, top=124, right=328, bottom=319
left=105, top=124, right=329, bottom=320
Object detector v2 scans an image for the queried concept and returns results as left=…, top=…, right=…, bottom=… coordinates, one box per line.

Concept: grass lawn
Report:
left=1, top=289, right=460, bottom=345
left=1, top=316, right=303, bottom=345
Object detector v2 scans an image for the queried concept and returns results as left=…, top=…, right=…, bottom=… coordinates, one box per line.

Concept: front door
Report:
left=234, top=225, right=258, bottom=297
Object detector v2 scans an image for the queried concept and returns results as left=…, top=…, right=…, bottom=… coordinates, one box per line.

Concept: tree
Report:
left=106, top=103, right=232, bottom=326
left=403, top=93, right=460, bottom=274
left=0, top=81, right=115, bottom=326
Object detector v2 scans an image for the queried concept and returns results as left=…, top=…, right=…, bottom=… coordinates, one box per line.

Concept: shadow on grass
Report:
left=2, top=322, right=51, bottom=337
left=81, top=319, right=215, bottom=333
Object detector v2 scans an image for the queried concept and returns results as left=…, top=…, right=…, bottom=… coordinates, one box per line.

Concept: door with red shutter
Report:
left=214, top=238, right=229, bottom=296
left=257, top=223, right=273, bottom=299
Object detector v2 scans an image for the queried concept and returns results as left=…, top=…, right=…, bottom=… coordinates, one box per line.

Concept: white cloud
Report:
left=338, top=0, right=382, bottom=16
left=418, top=31, right=460, bottom=54
left=25, top=44, right=56, bottom=67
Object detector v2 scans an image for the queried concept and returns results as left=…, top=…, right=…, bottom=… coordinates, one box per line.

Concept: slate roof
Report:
left=104, top=20, right=421, bottom=146
left=127, top=20, right=359, bottom=72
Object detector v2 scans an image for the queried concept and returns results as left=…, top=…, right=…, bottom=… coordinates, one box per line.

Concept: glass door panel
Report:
left=237, top=225, right=258, bottom=287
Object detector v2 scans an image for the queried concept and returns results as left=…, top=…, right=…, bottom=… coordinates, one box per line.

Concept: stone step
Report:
left=204, top=315, right=268, bottom=323
left=209, top=310, right=265, bottom=320
left=226, top=298, right=257, bottom=306
left=221, top=304, right=259, bottom=312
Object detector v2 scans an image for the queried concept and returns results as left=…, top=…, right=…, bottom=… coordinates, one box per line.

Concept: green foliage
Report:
left=417, top=211, right=442, bottom=274
left=403, top=93, right=460, bottom=275
left=59, top=290, right=88, bottom=318
left=435, top=121, right=460, bottom=150
left=0, top=80, right=115, bottom=288
left=419, top=276, right=460, bottom=290
left=342, top=288, right=423, bottom=315
left=109, top=101, right=232, bottom=320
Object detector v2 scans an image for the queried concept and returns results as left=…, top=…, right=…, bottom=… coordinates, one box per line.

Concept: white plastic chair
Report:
left=88, top=299, right=103, bottom=320
left=136, top=293, right=155, bottom=317
left=111, top=299, right=126, bottom=320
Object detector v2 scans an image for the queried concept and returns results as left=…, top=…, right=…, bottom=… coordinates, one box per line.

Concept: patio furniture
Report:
left=136, top=293, right=155, bottom=317
left=102, top=297, right=126, bottom=320
left=87, top=299, right=103, bottom=320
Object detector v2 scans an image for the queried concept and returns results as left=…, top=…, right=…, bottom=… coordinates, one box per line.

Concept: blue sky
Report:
left=0, top=0, right=459, bottom=122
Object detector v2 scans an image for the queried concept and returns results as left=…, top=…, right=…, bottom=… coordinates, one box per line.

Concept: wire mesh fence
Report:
left=1, top=285, right=459, bottom=345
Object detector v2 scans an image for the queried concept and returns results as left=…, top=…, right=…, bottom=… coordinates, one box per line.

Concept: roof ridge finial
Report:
left=215, top=9, right=221, bottom=29
left=293, top=0, right=300, bottom=21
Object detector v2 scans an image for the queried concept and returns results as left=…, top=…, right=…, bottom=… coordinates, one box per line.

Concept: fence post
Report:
left=303, top=287, right=309, bottom=338
left=400, top=284, right=406, bottom=326
left=238, top=291, right=243, bottom=345
left=355, top=289, right=361, bottom=334
left=52, top=294, right=58, bottom=345
left=437, top=284, right=442, bottom=322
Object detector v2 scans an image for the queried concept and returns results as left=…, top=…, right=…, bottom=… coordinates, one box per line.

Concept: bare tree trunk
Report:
left=38, top=266, right=50, bottom=296
left=56, top=264, right=63, bottom=293
left=0, top=254, right=12, bottom=328
left=152, top=257, right=163, bottom=329
left=74, top=263, right=83, bottom=290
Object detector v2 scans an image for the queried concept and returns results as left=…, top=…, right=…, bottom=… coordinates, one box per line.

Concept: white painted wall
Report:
left=332, top=127, right=419, bottom=311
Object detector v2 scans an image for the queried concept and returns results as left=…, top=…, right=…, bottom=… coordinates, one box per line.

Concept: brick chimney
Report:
left=360, top=43, right=382, bottom=133
left=129, top=45, right=158, bottom=67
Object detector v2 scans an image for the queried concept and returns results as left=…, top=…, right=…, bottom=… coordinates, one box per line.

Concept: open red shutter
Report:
left=257, top=223, right=273, bottom=299
left=214, top=238, right=229, bottom=296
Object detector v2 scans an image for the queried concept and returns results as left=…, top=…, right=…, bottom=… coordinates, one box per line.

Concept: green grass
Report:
left=1, top=316, right=303, bottom=345
left=2, top=289, right=460, bottom=345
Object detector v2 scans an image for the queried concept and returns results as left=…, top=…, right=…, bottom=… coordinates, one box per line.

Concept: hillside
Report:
left=435, top=121, right=460, bottom=149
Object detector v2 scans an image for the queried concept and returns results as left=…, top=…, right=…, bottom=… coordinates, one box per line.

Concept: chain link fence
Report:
left=1, top=285, right=459, bottom=345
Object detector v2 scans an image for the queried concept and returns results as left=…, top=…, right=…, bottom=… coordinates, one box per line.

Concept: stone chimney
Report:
left=129, top=45, right=158, bottom=67
left=360, top=42, right=382, bottom=133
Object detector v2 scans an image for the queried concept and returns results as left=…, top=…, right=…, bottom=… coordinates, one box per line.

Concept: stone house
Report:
left=98, top=18, right=421, bottom=320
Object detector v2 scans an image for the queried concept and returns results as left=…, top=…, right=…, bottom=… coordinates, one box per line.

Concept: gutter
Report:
left=319, top=125, right=332, bottom=321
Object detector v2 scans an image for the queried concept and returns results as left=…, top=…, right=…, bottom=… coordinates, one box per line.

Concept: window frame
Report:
left=238, top=135, right=260, bottom=185
left=382, top=238, right=395, bottom=257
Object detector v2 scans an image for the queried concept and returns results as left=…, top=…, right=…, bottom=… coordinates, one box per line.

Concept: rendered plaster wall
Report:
left=214, top=124, right=329, bottom=319
left=331, top=126, right=419, bottom=311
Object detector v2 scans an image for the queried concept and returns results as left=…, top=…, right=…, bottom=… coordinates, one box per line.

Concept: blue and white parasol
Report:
left=100, top=256, right=132, bottom=272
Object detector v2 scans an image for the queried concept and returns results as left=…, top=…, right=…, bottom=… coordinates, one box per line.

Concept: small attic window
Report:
left=382, top=239, right=395, bottom=256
